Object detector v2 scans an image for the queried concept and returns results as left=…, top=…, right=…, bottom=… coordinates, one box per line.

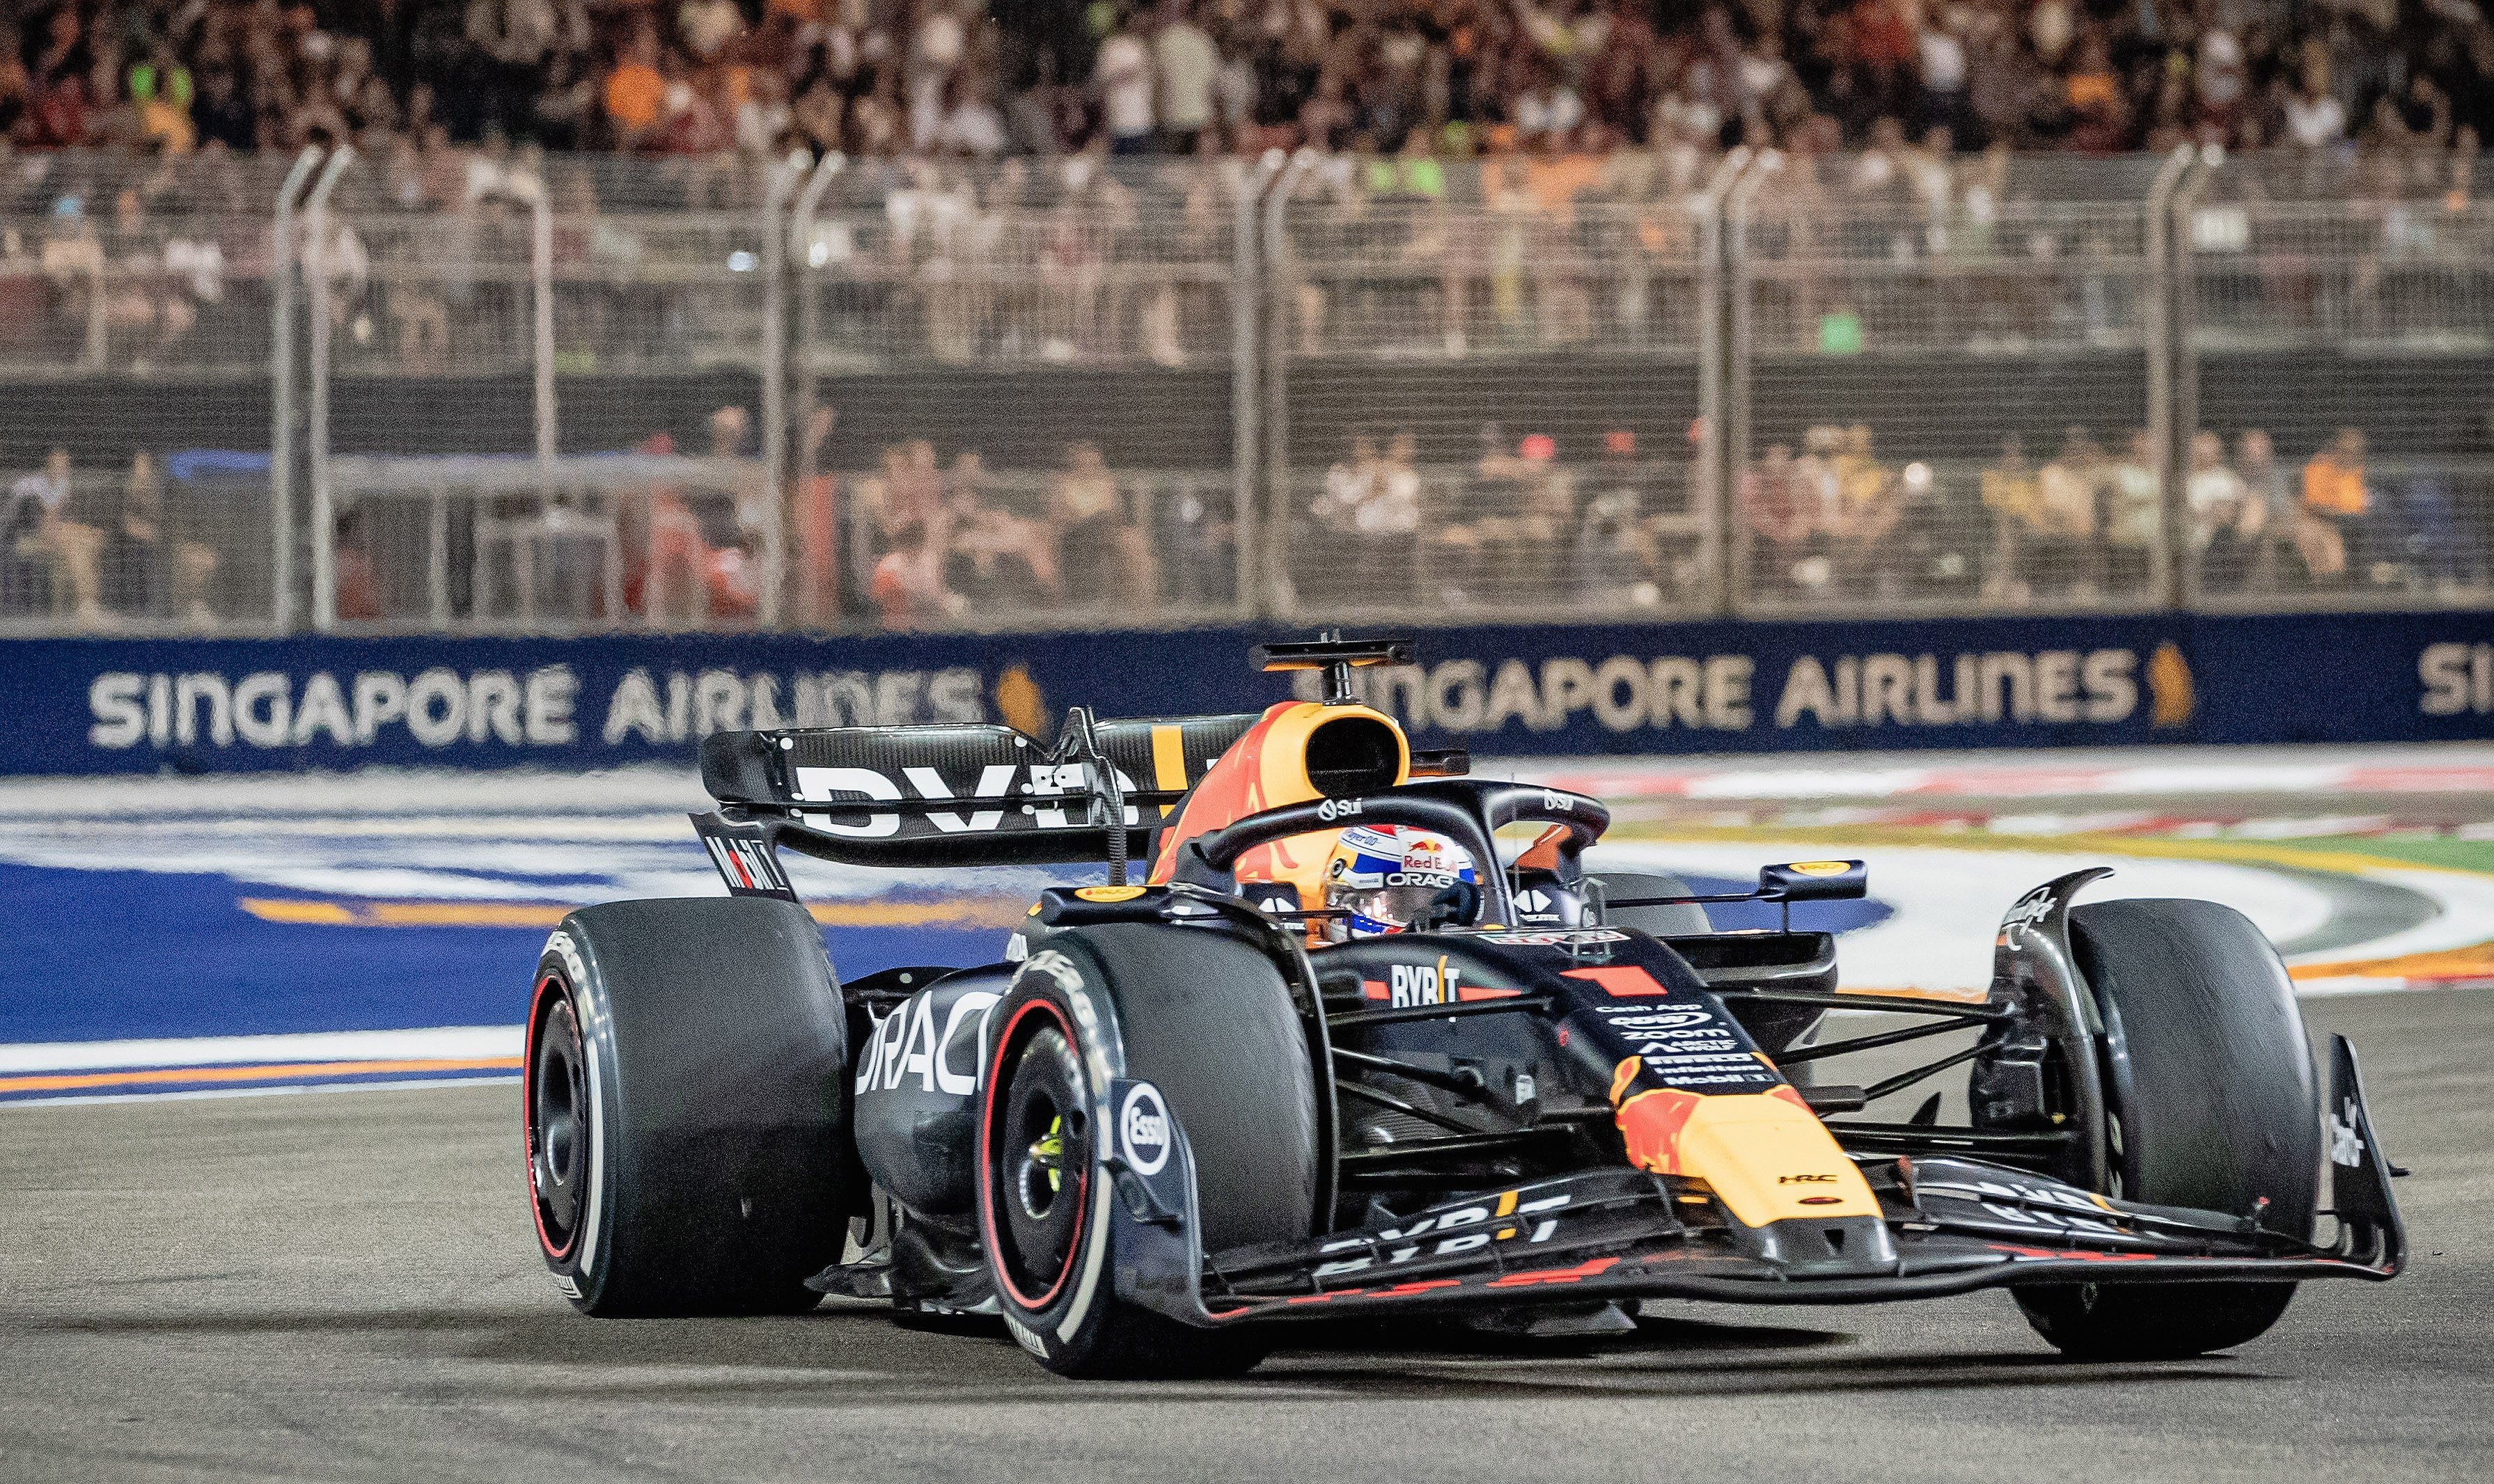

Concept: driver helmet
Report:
left=1321, top=824, right=1478, bottom=941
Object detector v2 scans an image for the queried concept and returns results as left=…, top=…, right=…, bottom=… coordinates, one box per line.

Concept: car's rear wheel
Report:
left=527, top=897, right=853, bottom=1316
left=2011, top=897, right=2319, bottom=1359
left=980, top=924, right=1317, bottom=1378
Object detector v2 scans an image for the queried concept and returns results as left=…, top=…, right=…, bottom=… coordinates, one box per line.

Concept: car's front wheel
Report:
left=979, top=924, right=1317, bottom=1378
left=2010, top=897, right=2319, bottom=1359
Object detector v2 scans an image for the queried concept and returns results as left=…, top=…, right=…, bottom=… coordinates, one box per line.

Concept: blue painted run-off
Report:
left=0, top=861, right=1885, bottom=1046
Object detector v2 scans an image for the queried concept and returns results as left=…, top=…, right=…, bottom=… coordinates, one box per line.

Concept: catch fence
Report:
left=2, top=144, right=2488, bottom=637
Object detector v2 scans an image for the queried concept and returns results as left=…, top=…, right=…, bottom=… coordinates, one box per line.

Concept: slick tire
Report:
left=2014, top=898, right=2319, bottom=1360
left=1589, top=871, right=1711, bottom=938
left=979, top=924, right=1317, bottom=1379
left=526, top=897, right=852, bottom=1316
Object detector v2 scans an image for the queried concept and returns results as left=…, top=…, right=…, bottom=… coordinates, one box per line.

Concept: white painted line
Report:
left=0, top=1025, right=523, bottom=1075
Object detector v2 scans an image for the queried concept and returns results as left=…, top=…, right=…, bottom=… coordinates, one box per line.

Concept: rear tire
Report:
left=980, top=924, right=1317, bottom=1378
left=527, top=897, right=852, bottom=1316
left=2012, top=897, right=2318, bottom=1359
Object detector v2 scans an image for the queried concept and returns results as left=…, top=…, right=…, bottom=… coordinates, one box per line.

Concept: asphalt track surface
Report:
left=3, top=988, right=2488, bottom=1483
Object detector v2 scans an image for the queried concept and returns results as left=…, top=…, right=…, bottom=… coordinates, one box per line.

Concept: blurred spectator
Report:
left=1577, top=428, right=1653, bottom=599
left=2, top=0, right=2489, bottom=164
left=2186, top=431, right=2261, bottom=593
left=2033, top=427, right=2104, bottom=596
left=334, top=507, right=386, bottom=622
left=870, top=519, right=964, bottom=626
left=1746, top=440, right=1828, bottom=598
left=2284, top=49, right=2348, bottom=150
left=1312, top=432, right=1380, bottom=539
left=1492, top=432, right=1574, bottom=597
left=2300, top=427, right=2371, bottom=584
left=0, top=0, right=2489, bottom=161
left=2103, top=430, right=2161, bottom=595
left=1051, top=439, right=1128, bottom=598
left=2232, top=429, right=2299, bottom=590
left=1358, top=427, right=1422, bottom=592
left=1829, top=424, right=1904, bottom=594
left=871, top=440, right=946, bottom=551
left=602, top=24, right=666, bottom=146
left=4, top=448, right=101, bottom=624
left=2394, top=468, right=2468, bottom=593
left=1154, top=2, right=1215, bottom=154
left=941, top=450, right=1058, bottom=609
left=1979, top=433, right=2042, bottom=604
left=105, top=451, right=219, bottom=623
left=1096, top=16, right=1155, bottom=155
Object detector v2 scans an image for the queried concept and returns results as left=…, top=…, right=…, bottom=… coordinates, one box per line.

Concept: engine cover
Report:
left=850, top=965, right=1012, bottom=1218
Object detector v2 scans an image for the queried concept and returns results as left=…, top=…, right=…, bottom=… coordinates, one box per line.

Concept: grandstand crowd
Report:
left=7, top=0, right=2494, bottom=161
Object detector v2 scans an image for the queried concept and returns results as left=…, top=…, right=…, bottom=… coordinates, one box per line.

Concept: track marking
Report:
left=0, top=1073, right=522, bottom=1108
left=236, top=896, right=1034, bottom=929
left=0, top=1057, right=522, bottom=1096
left=0, top=1026, right=521, bottom=1073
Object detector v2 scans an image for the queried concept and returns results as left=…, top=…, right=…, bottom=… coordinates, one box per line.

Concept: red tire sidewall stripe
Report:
left=980, top=994, right=1089, bottom=1314
left=524, top=970, right=581, bottom=1264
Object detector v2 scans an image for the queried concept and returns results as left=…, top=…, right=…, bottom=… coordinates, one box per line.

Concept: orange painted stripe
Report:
left=2289, top=940, right=2494, bottom=983
left=369, top=902, right=570, bottom=927
left=0, top=1056, right=522, bottom=1096
left=240, top=899, right=356, bottom=924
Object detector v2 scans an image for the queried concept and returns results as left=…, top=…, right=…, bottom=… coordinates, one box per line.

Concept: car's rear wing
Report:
left=698, top=709, right=1266, bottom=871
left=696, top=633, right=1477, bottom=878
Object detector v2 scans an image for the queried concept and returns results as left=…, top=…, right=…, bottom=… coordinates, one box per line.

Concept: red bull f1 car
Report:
left=524, top=636, right=2405, bottom=1378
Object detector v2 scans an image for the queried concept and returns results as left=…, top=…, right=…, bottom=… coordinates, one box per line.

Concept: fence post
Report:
left=2143, top=143, right=2197, bottom=611
left=1260, top=150, right=1317, bottom=618
left=758, top=156, right=804, bottom=631
left=268, top=145, right=323, bottom=633
left=1234, top=150, right=1286, bottom=621
left=789, top=152, right=846, bottom=631
left=1695, top=146, right=1751, bottom=618
left=1721, top=152, right=1781, bottom=618
left=529, top=168, right=556, bottom=468
left=2167, top=143, right=2222, bottom=613
left=303, top=147, right=354, bottom=633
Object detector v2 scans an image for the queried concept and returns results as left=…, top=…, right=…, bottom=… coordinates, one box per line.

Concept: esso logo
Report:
left=1604, top=1009, right=1711, bottom=1030
left=1120, top=1084, right=1171, bottom=1175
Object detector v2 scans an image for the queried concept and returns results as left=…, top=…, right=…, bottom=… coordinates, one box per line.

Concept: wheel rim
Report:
left=528, top=987, right=590, bottom=1256
left=990, top=1020, right=1091, bottom=1307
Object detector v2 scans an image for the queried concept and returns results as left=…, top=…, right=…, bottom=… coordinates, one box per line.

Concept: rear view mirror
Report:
left=1757, top=860, right=1867, bottom=902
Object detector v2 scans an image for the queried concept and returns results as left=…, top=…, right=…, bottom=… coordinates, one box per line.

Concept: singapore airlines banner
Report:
left=5, top=612, right=2488, bottom=775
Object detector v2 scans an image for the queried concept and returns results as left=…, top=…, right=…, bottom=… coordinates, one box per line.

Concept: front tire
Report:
left=979, top=924, right=1317, bottom=1378
left=2012, top=897, right=2319, bottom=1359
left=527, top=897, right=853, bottom=1316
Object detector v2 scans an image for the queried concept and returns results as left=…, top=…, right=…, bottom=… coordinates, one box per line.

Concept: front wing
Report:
left=1101, top=1035, right=2403, bottom=1327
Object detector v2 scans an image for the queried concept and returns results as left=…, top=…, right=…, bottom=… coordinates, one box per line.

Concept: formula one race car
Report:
left=523, top=636, right=2405, bottom=1378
